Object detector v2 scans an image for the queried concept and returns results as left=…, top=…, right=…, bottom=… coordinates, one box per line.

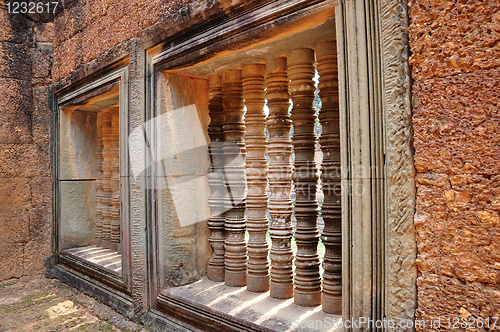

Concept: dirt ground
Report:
left=0, top=274, right=147, bottom=332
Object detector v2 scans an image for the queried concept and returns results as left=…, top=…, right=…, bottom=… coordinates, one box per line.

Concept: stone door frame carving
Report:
left=336, top=0, right=416, bottom=329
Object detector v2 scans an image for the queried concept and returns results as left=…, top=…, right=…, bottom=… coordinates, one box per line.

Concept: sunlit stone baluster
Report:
left=266, top=57, right=294, bottom=299
left=101, top=110, right=112, bottom=249
left=288, top=48, right=321, bottom=306
left=222, top=69, right=247, bottom=287
left=317, top=41, right=342, bottom=314
left=242, top=64, right=269, bottom=292
left=110, top=108, right=121, bottom=253
left=96, top=111, right=104, bottom=247
left=207, top=74, right=227, bottom=282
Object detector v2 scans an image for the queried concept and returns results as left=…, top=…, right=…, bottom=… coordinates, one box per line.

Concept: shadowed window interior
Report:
left=58, top=85, right=123, bottom=276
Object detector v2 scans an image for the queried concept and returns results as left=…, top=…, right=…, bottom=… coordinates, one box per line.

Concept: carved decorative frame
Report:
left=144, top=0, right=416, bottom=330
left=49, top=60, right=134, bottom=315
left=336, top=0, right=416, bottom=329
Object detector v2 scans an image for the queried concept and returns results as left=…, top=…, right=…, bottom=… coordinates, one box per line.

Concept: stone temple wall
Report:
left=409, top=0, right=500, bottom=326
left=0, top=5, right=53, bottom=280
left=50, top=0, right=257, bottom=82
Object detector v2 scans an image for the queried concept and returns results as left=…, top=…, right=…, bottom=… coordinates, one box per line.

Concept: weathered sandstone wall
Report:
left=0, top=0, right=250, bottom=282
left=51, top=0, right=262, bottom=82
left=0, top=6, right=53, bottom=280
left=409, top=0, right=500, bottom=326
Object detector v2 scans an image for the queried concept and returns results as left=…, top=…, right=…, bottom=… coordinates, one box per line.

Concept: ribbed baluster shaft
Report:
left=222, top=69, right=247, bottom=287
left=288, top=48, right=321, bottom=306
left=317, top=41, right=342, bottom=314
left=242, top=64, right=269, bottom=292
left=110, top=109, right=121, bottom=253
left=266, top=57, right=294, bottom=299
left=101, top=110, right=112, bottom=249
left=95, top=111, right=104, bottom=247
left=207, top=74, right=227, bottom=282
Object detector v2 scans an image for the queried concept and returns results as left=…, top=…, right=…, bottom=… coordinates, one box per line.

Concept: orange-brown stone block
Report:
left=409, top=0, right=500, bottom=80
left=413, top=69, right=500, bottom=175
left=417, top=274, right=500, bottom=329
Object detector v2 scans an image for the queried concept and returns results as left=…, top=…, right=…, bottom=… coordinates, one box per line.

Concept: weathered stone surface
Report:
left=413, top=69, right=500, bottom=175
left=29, top=204, right=52, bottom=241
left=0, top=78, right=34, bottom=148
left=51, top=0, right=265, bottom=81
left=59, top=110, right=97, bottom=180
left=23, top=239, right=51, bottom=276
left=0, top=213, right=30, bottom=244
left=0, top=178, right=31, bottom=244
left=0, top=8, right=29, bottom=43
left=59, top=180, right=96, bottom=251
left=415, top=175, right=500, bottom=285
left=0, top=177, right=31, bottom=207
left=157, top=73, right=211, bottom=288
left=0, top=144, right=50, bottom=178
left=0, top=244, right=24, bottom=280
left=0, top=77, right=33, bottom=115
left=410, top=1, right=500, bottom=328
left=417, top=274, right=500, bottom=328
left=0, top=112, right=32, bottom=145
left=0, top=1, right=52, bottom=282
left=0, top=42, right=31, bottom=80
left=32, top=86, right=51, bottom=146
left=31, top=47, right=52, bottom=80
left=33, top=22, right=54, bottom=43
left=51, top=0, right=174, bottom=81
left=409, top=0, right=500, bottom=81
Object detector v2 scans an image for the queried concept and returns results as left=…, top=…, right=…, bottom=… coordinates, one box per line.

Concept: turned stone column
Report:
left=242, top=64, right=269, bottom=292
left=110, top=109, right=121, bottom=253
left=222, top=69, right=247, bottom=287
left=101, top=110, right=112, bottom=249
left=266, top=57, right=294, bottom=299
left=207, top=74, right=227, bottom=282
left=317, top=41, right=342, bottom=314
left=95, top=111, right=104, bottom=247
left=288, top=48, right=321, bottom=306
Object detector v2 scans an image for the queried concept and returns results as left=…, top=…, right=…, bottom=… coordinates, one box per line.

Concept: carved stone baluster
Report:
left=288, top=48, right=321, bottom=306
left=101, top=110, right=112, bottom=249
left=222, top=69, right=247, bottom=287
left=242, top=64, right=269, bottom=292
left=95, top=111, right=104, bottom=247
left=110, top=108, right=121, bottom=253
left=317, top=41, right=342, bottom=314
left=207, top=74, right=227, bottom=282
left=266, top=57, right=294, bottom=299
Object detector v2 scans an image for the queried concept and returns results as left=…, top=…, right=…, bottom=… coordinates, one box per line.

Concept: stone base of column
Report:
left=247, top=275, right=270, bottom=293
left=270, top=282, right=293, bottom=299
left=294, top=291, right=321, bottom=307
left=207, top=266, right=225, bottom=282
left=102, top=240, right=111, bottom=249
left=322, top=294, right=342, bottom=314
left=225, top=272, right=247, bottom=287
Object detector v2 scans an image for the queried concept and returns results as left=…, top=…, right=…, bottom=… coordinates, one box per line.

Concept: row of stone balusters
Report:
left=206, top=41, right=340, bottom=314
left=95, top=108, right=122, bottom=254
